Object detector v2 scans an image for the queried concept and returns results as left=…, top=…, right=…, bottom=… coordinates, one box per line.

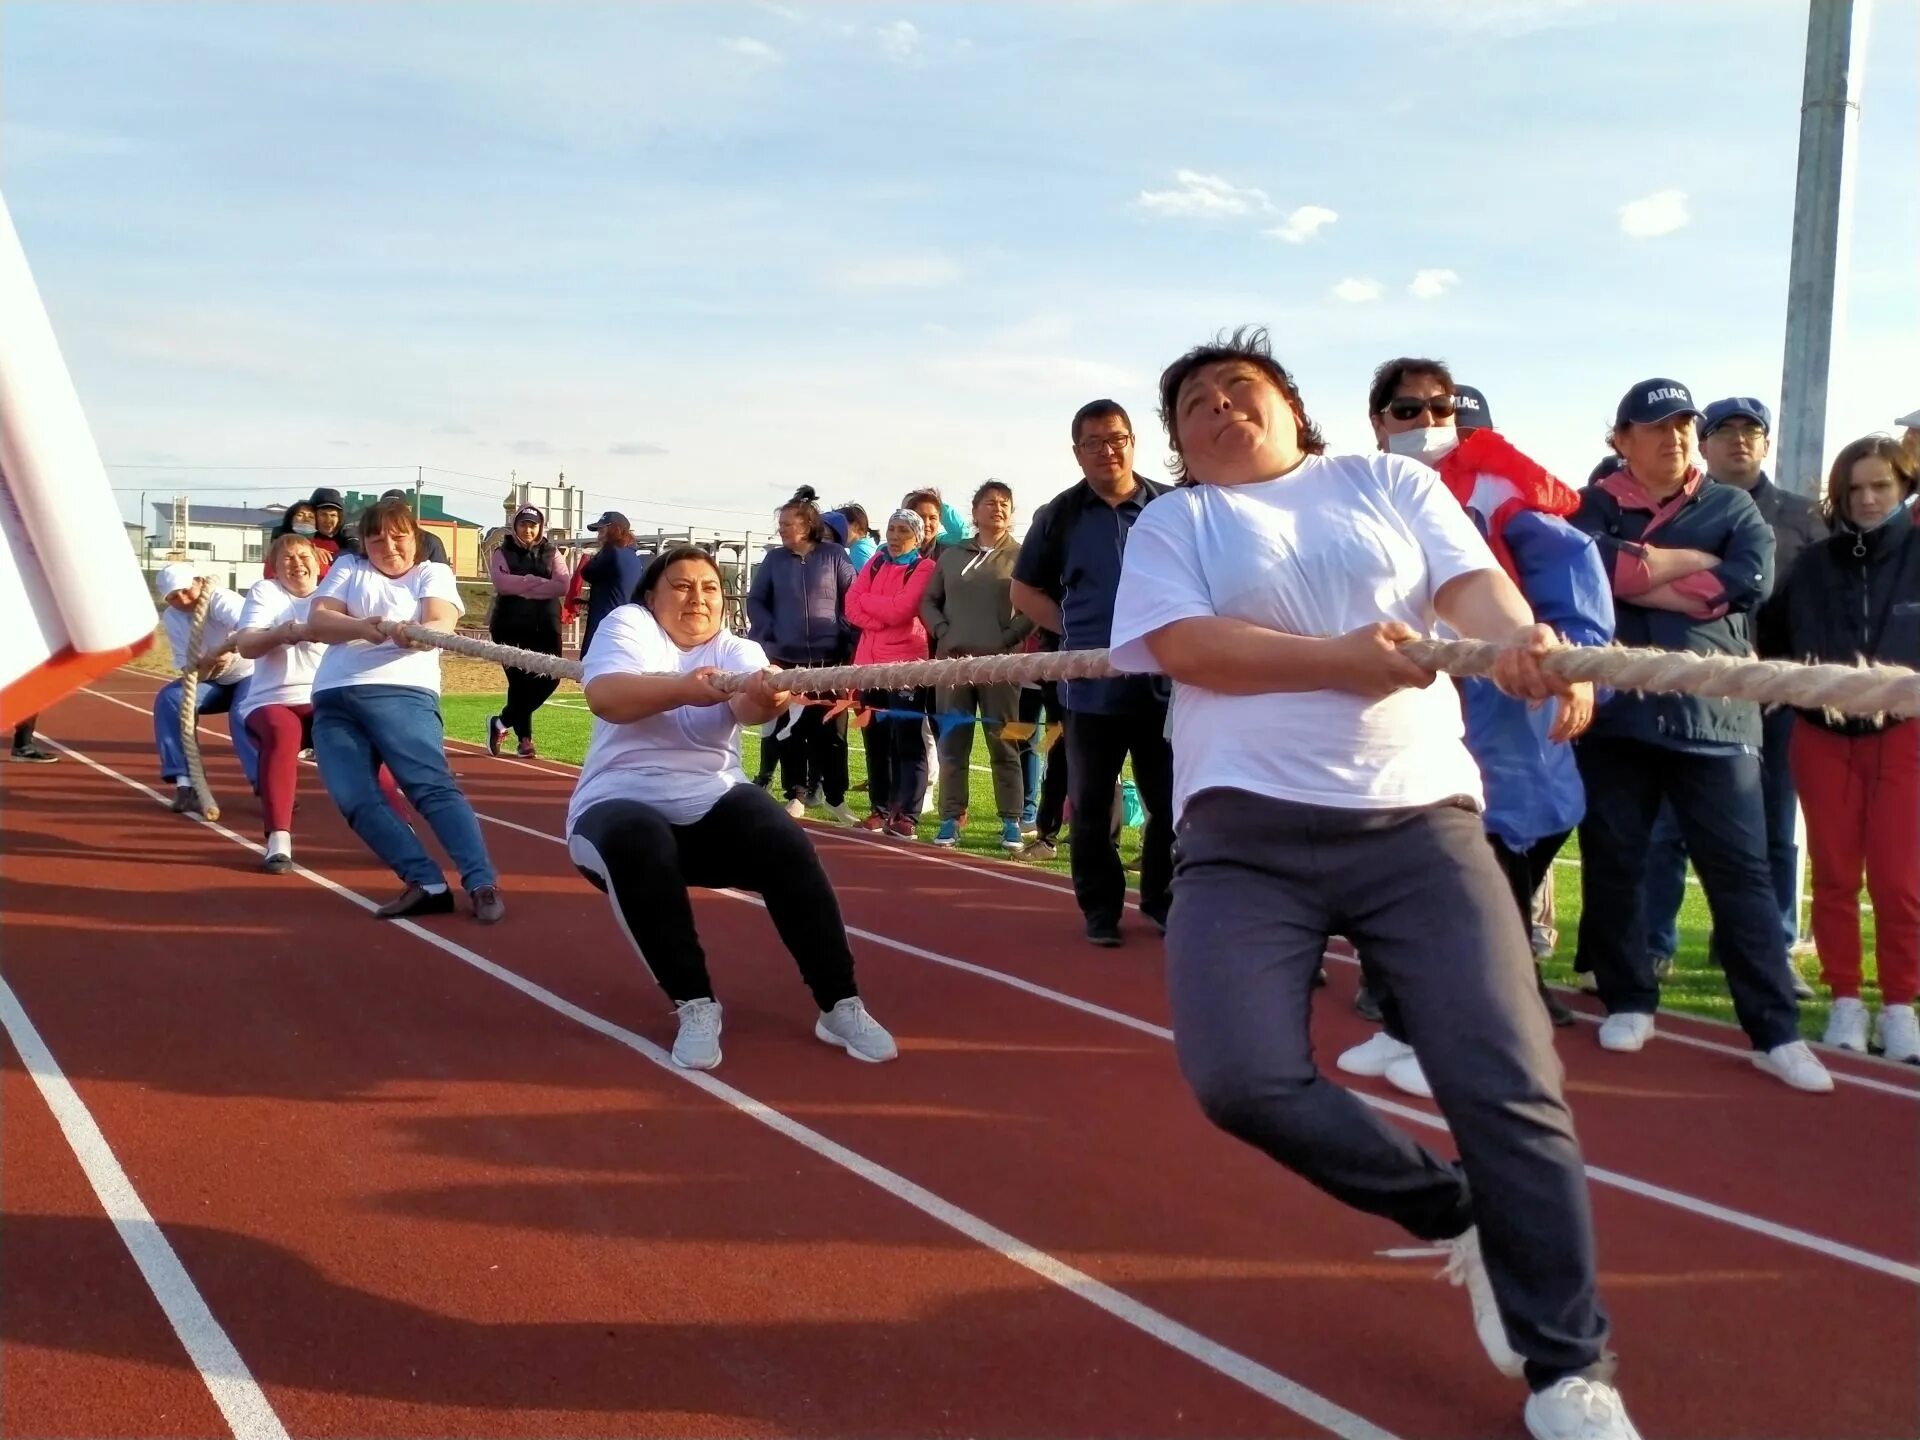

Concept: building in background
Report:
left=147, top=501, right=281, bottom=590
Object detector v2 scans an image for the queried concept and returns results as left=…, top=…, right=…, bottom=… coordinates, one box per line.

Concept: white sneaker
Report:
left=784, top=797, right=808, bottom=819
left=1442, top=1227, right=1525, bottom=1379
left=1824, top=996, right=1869, bottom=1052
left=671, top=998, right=723, bottom=1070
left=1335, top=1032, right=1414, bottom=1078
left=1874, top=1004, right=1920, bottom=1064
left=1596, top=1013, right=1655, bottom=1052
left=1385, top=1053, right=1433, bottom=1098
left=1574, top=971, right=1599, bottom=993
left=824, top=801, right=858, bottom=826
left=815, top=996, right=898, bottom=1063
left=1524, top=1377, right=1644, bottom=1440
left=1755, top=1039, right=1834, bottom=1093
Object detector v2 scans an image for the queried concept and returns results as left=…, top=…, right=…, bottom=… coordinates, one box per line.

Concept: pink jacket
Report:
left=489, top=544, right=570, bottom=598
left=845, top=550, right=934, bottom=666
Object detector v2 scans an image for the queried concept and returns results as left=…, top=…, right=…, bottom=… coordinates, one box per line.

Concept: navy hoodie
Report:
left=745, top=543, right=855, bottom=665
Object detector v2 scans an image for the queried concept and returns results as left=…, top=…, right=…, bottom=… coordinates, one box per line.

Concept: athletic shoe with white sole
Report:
left=1524, top=1377, right=1644, bottom=1440
left=815, top=997, right=898, bottom=1062
left=1443, top=1228, right=1525, bottom=1379
left=1384, top=1053, right=1433, bottom=1098
left=1823, top=996, right=1869, bottom=1052
left=785, top=797, right=808, bottom=820
left=824, top=802, right=859, bottom=826
left=1876, top=1004, right=1920, bottom=1064
left=1754, top=1039, right=1833, bottom=1093
left=1335, top=1032, right=1415, bottom=1078
left=1596, top=1013, right=1654, bottom=1052
left=672, top=998, right=723, bottom=1070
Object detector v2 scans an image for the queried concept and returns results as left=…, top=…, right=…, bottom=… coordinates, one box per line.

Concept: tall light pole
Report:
left=1775, top=0, right=1872, bottom=498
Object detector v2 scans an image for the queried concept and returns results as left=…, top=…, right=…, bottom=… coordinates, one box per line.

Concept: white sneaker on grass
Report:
left=1524, top=1377, right=1643, bottom=1440
left=784, top=797, right=808, bottom=820
left=824, top=801, right=859, bottom=827
left=1876, top=1004, right=1920, bottom=1064
left=815, top=997, right=898, bottom=1063
left=1335, top=1032, right=1414, bottom=1078
left=1823, top=996, right=1869, bottom=1052
left=672, top=998, right=723, bottom=1070
left=1755, top=1039, right=1833, bottom=1093
left=1596, top=1013, right=1654, bottom=1052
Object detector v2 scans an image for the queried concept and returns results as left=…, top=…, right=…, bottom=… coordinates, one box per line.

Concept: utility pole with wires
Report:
left=1776, top=0, right=1872, bottom=498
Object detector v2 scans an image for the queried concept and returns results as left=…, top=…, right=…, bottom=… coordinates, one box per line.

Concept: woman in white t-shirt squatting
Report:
left=565, top=544, right=897, bottom=1072
left=233, top=533, right=405, bottom=874
left=1107, top=329, right=1638, bottom=1440
left=304, top=497, right=505, bottom=925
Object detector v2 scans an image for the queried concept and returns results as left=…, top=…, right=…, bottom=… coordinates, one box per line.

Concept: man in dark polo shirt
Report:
left=1011, top=399, right=1174, bottom=946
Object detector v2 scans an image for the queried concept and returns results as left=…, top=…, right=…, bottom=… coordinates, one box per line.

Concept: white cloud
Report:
left=1618, top=188, right=1689, bottom=238
left=1331, top=277, right=1384, bottom=303
left=755, top=1, right=806, bottom=21
left=834, top=254, right=963, bottom=290
left=720, top=36, right=782, bottom=64
left=1265, top=204, right=1338, bottom=244
left=879, top=19, right=921, bottom=64
left=1136, top=170, right=1275, bottom=220
left=1409, top=267, right=1461, bottom=300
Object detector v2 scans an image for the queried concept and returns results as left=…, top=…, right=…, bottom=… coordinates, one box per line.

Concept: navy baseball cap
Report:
left=587, top=510, right=627, bottom=530
left=1700, top=397, right=1772, bottom=436
left=1587, top=454, right=1626, bottom=485
left=1452, top=385, right=1493, bottom=432
left=1615, top=378, right=1701, bottom=427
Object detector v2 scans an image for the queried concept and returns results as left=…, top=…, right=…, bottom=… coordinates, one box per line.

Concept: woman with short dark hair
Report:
left=567, top=544, right=895, bottom=1071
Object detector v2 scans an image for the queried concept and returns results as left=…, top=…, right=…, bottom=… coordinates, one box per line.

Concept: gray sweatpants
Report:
left=1165, top=786, right=1612, bottom=1390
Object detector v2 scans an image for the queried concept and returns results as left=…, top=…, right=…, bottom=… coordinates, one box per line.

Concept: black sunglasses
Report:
left=1384, top=396, right=1458, bottom=422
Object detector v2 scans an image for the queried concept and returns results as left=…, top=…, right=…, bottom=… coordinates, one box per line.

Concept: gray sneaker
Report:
left=815, top=997, right=898, bottom=1063
left=671, top=998, right=723, bottom=1070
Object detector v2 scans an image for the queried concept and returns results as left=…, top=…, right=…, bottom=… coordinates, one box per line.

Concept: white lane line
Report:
left=0, top=973, right=292, bottom=1439
left=72, top=681, right=1920, bottom=1094
left=35, top=733, right=1400, bottom=1440
left=458, top=790, right=1920, bottom=1289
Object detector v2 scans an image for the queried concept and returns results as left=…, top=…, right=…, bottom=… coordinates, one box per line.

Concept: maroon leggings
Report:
left=245, top=703, right=400, bottom=836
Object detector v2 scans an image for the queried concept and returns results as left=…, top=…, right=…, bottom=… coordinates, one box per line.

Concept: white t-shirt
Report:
left=1108, top=452, right=1495, bottom=819
left=160, top=588, right=256, bottom=681
left=566, top=607, right=769, bottom=832
left=309, top=555, right=464, bottom=695
left=234, top=579, right=326, bottom=718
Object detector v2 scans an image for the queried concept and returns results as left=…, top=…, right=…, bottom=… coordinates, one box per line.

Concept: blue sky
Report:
left=5, top=0, right=1916, bottom=537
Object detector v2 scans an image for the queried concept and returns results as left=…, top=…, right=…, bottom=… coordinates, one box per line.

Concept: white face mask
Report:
left=1386, top=426, right=1460, bottom=466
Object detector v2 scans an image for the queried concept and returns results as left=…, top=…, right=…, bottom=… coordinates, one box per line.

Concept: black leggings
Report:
left=566, top=785, right=859, bottom=1011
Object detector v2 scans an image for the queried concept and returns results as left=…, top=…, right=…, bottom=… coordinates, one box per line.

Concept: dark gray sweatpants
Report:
left=1165, top=786, right=1612, bottom=1391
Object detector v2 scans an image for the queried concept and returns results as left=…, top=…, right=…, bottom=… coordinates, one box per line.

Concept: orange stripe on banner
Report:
left=1, top=638, right=153, bottom=726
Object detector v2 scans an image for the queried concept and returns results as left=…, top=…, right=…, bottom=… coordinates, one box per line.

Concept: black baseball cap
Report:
left=1615, top=378, right=1702, bottom=428
left=588, top=510, right=628, bottom=531
left=1452, top=385, right=1493, bottom=433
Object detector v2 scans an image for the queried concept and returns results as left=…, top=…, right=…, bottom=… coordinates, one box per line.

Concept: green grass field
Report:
left=443, top=693, right=1872, bottom=1042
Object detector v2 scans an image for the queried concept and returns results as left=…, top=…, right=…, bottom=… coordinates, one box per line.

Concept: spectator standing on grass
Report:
left=577, top=510, right=647, bottom=659
left=1011, top=399, right=1174, bottom=947
left=308, top=488, right=361, bottom=559
left=825, top=504, right=877, bottom=568
left=1642, top=398, right=1824, bottom=991
left=1566, top=379, right=1829, bottom=1093
left=485, top=504, right=571, bottom=760
left=565, top=544, right=896, bottom=1072
left=1759, top=435, right=1920, bottom=1063
left=744, top=486, right=857, bottom=825
left=1337, top=364, right=1611, bottom=1101
left=305, top=497, right=503, bottom=924
left=845, top=509, right=936, bottom=837
left=150, top=561, right=260, bottom=814
left=920, top=480, right=1033, bottom=851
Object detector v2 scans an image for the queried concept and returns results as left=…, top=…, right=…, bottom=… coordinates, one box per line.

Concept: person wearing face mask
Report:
left=1567, top=379, right=1828, bottom=1092
left=1641, top=399, right=1824, bottom=992
left=272, top=501, right=334, bottom=570
left=1759, top=435, right=1920, bottom=1061
left=1336, top=363, right=1609, bottom=1099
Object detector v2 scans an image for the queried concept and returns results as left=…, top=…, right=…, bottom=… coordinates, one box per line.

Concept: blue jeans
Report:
left=1643, top=708, right=1801, bottom=958
left=311, top=685, right=496, bottom=892
left=154, top=677, right=260, bottom=789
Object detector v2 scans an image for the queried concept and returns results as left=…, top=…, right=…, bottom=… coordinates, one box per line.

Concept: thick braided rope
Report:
left=178, top=585, right=221, bottom=822
left=391, top=623, right=1920, bottom=720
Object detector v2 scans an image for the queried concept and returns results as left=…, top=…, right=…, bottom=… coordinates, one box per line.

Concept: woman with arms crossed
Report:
left=1108, top=329, right=1637, bottom=1440
left=566, top=545, right=897, bottom=1073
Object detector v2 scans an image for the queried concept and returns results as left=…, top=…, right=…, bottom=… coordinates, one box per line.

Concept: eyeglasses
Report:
left=1383, top=396, right=1458, bottom=423
left=1077, top=435, right=1133, bottom=454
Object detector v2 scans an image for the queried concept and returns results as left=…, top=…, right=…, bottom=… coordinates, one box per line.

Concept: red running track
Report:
left=2, top=672, right=1916, bottom=1439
